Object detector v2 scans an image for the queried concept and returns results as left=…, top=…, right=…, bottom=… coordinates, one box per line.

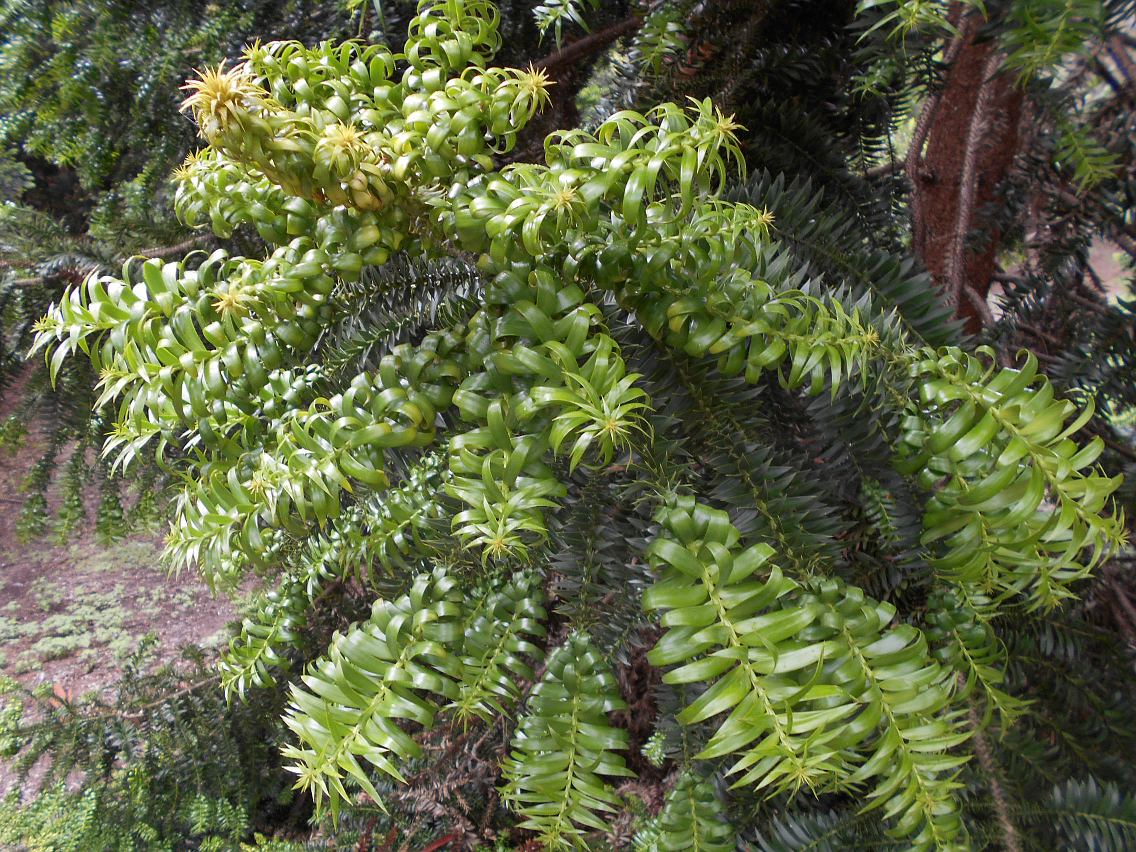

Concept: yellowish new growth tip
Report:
left=521, top=63, right=555, bottom=109
left=321, top=122, right=364, bottom=152
left=713, top=106, right=744, bottom=138
left=242, top=38, right=266, bottom=64
left=179, top=60, right=258, bottom=136
left=171, top=149, right=203, bottom=184
left=549, top=184, right=578, bottom=211
left=32, top=314, right=59, bottom=335
left=754, top=206, right=775, bottom=234
left=211, top=285, right=254, bottom=317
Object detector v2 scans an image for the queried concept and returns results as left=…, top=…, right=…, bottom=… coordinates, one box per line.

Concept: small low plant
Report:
left=0, top=642, right=298, bottom=852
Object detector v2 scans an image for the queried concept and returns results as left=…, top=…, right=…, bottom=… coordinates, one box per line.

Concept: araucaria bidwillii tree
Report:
left=30, top=1, right=1128, bottom=848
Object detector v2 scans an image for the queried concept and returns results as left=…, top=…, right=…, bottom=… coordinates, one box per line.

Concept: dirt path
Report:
left=0, top=533, right=235, bottom=698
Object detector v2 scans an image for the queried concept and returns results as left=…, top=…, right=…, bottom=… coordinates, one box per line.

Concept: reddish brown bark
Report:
left=909, top=11, right=1026, bottom=333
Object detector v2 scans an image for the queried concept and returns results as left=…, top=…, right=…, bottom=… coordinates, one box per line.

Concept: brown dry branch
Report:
left=533, top=15, right=643, bottom=73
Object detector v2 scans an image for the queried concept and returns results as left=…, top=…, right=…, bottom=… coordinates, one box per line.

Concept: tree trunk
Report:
left=908, top=10, right=1026, bottom=333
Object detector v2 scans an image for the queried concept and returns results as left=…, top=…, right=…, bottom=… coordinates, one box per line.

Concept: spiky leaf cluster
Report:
left=653, top=770, right=735, bottom=852
left=500, top=633, right=632, bottom=848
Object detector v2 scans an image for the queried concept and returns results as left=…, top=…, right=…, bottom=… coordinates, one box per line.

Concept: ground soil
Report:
left=0, top=365, right=238, bottom=795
